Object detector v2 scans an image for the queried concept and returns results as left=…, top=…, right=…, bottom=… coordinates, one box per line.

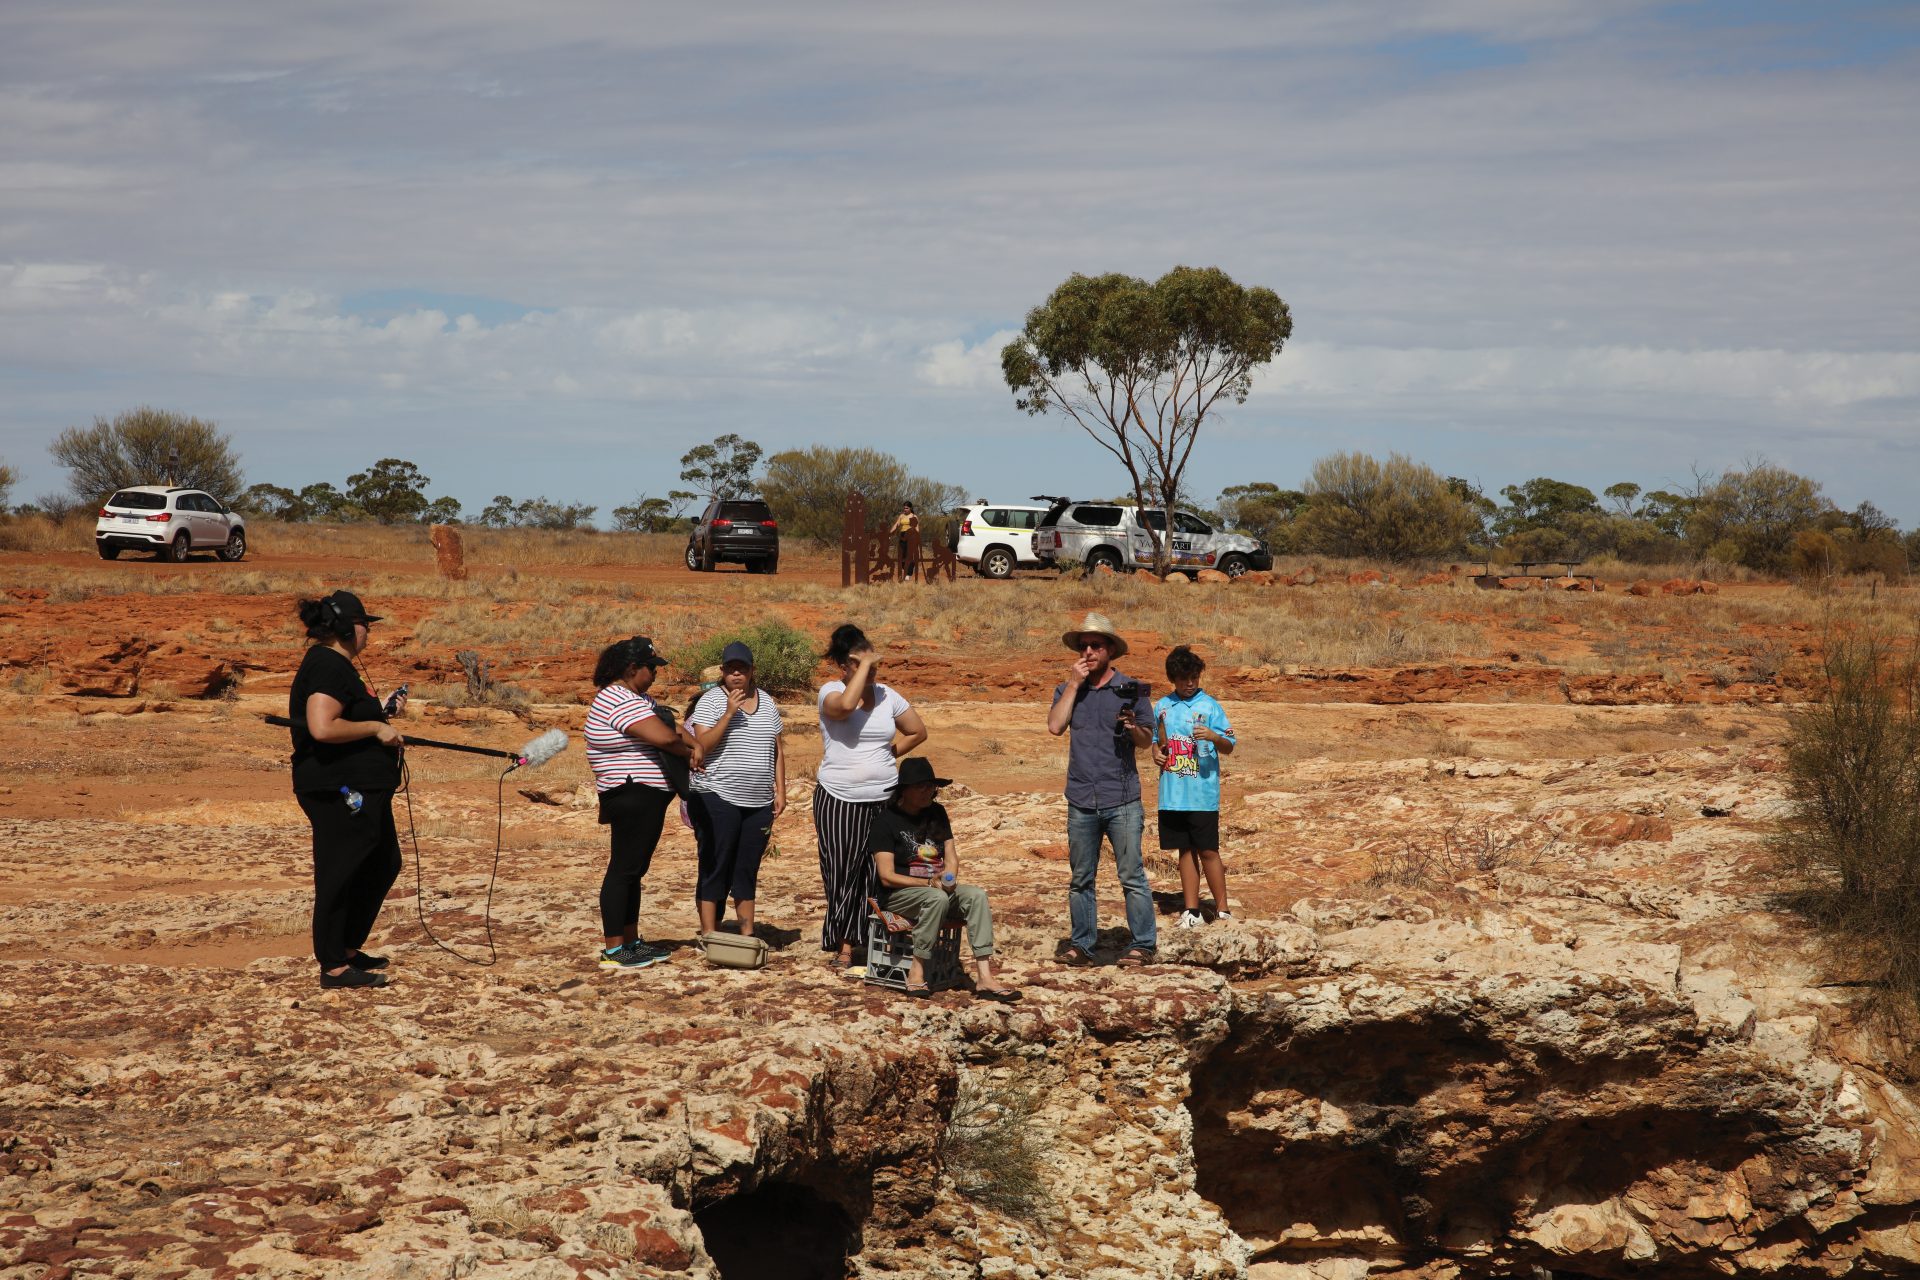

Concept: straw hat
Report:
left=1061, top=611, right=1129, bottom=658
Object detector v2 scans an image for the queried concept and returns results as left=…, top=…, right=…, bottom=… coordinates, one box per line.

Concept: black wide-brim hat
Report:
left=892, top=756, right=952, bottom=791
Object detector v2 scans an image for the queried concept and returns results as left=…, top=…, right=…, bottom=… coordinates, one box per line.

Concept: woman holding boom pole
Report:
left=289, top=590, right=406, bottom=991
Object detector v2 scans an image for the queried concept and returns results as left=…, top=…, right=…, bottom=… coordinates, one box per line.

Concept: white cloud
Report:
left=916, top=330, right=1020, bottom=390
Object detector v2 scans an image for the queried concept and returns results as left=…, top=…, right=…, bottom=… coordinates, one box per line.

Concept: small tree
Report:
left=50, top=407, right=244, bottom=502
left=424, top=495, right=463, bottom=525
left=1217, top=482, right=1307, bottom=550
left=1295, top=452, right=1481, bottom=563
left=1689, top=461, right=1829, bottom=573
left=679, top=434, right=763, bottom=500
left=611, top=495, right=681, bottom=533
left=0, top=458, right=16, bottom=511
left=1002, top=266, right=1291, bottom=573
left=760, top=445, right=965, bottom=545
left=346, top=458, right=433, bottom=524
left=299, top=481, right=350, bottom=521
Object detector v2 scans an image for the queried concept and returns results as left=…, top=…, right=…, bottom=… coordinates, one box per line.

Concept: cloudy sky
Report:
left=3, top=0, right=1916, bottom=523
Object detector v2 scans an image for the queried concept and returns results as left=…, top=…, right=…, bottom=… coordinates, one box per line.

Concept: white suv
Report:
left=1031, top=497, right=1272, bottom=577
left=95, top=486, right=248, bottom=562
left=944, top=503, right=1049, bottom=579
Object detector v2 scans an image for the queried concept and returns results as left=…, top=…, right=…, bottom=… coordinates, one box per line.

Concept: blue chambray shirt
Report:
left=1052, top=670, right=1152, bottom=809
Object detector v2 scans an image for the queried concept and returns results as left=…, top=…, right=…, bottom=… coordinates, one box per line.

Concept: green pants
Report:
left=886, top=884, right=995, bottom=960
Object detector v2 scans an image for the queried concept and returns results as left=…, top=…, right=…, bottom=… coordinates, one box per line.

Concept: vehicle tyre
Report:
left=980, top=546, right=1016, bottom=579
left=700, top=542, right=717, bottom=572
left=219, top=529, right=247, bottom=562
left=746, top=558, right=772, bottom=575
left=764, top=556, right=778, bottom=575
left=685, top=542, right=703, bottom=572
left=1085, top=546, right=1122, bottom=574
left=166, top=532, right=192, bottom=563
left=1219, top=553, right=1249, bottom=578
left=97, top=542, right=120, bottom=561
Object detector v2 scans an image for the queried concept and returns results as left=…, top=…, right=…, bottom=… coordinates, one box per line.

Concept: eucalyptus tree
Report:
left=1001, top=266, right=1290, bottom=573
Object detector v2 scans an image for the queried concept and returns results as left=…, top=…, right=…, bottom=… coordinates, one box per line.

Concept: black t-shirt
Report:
left=288, top=645, right=400, bottom=793
left=867, top=800, right=953, bottom=905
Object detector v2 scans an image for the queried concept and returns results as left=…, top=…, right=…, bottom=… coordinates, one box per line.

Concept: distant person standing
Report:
left=1045, top=611, right=1156, bottom=966
left=815, top=623, right=928, bottom=969
left=889, top=502, right=920, bottom=581
left=687, top=641, right=786, bottom=941
left=1152, top=645, right=1236, bottom=928
left=288, top=590, right=405, bottom=991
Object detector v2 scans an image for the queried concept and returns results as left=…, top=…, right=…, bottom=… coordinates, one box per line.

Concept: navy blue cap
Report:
left=720, top=641, right=754, bottom=666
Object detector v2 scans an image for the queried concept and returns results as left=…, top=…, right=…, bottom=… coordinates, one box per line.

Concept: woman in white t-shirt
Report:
left=814, top=623, right=928, bottom=968
left=687, top=641, right=785, bottom=941
left=584, top=636, right=694, bottom=972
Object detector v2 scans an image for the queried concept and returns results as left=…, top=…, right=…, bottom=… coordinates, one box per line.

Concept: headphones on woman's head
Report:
left=319, top=596, right=351, bottom=640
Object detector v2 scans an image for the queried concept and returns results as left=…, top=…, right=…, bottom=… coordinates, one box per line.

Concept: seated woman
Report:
left=867, top=757, right=1019, bottom=1002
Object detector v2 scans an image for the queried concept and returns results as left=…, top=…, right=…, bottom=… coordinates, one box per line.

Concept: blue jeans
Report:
left=1067, top=799, right=1155, bottom=954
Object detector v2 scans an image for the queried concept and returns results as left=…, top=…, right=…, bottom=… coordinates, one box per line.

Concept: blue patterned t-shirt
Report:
left=1153, top=689, right=1234, bottom=812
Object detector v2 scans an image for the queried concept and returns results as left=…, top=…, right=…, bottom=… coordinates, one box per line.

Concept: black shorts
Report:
left=1157, top=809, right=1219, bottom=851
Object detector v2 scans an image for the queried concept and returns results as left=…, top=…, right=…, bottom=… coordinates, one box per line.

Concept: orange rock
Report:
left=1196, top=569, right=1231, bottom=584
left=1093, top=562, right=1118, bottom=576
left=1163, top=571, right=1190, bottom=585
left=1499, top=577, right=1535, bottom=591
left=1415, top=572, right=1452, bottom=587
left=1134, top=569, right=1159, bottom=582
left=1347, top=569, right=1388, bottom=586
left=1628, top=580, right=1655, bottom=596
left=1290, top=571, right=1317, bottom=587
left=1660, top=578, right=1698, bottom=595
left=1698, top=580, right=1720, bottom=595
left=1554, top=576, right=1594, bottom=591
left=1236, top=569, right=1276, bottom=585
left=430, top=523, right=467, bottom=581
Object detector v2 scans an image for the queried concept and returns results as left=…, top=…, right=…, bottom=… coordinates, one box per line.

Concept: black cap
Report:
left=624, top=636, right=668, bottom=668
left=892, top=757, right=952, bottom=791
left=720, top=641, right=754, bottom=666
left=327, top=590, right=381, bottom=626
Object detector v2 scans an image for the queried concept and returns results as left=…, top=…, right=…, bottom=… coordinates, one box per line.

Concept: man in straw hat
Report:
left=1045, top=611, right=1157, bottom=966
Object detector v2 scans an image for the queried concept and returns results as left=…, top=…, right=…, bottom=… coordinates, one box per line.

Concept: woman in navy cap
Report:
left=686, top=641, right=786, bottom=940
left=289, top=590, right=405, bottom=991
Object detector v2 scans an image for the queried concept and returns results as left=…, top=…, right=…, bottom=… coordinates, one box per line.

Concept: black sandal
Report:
left=1059, top=946, right=1095, bottom=967
left=974, top=987, right=1022, bottom=1004
left=1117, top=946, right=1155, bottom=967
left=903, top=984, right=933, bottom=998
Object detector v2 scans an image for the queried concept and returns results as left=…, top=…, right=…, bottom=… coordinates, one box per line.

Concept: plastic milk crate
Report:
left=863, top=900, right=964, bottom=992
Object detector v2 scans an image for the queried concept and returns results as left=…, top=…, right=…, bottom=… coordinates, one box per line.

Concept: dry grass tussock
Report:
left=1773, top=628, right=1920, bottom=1035
left=267, top=521, right=687, bottom=567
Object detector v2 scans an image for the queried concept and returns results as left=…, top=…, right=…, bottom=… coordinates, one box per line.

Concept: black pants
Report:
left=692, top=791, right=774, bottom=905
left=297, top=788, right=402, bottom=970
left=598, top=782, right=673, bottom=937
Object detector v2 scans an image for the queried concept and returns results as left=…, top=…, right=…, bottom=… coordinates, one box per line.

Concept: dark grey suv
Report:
left=685, top=498, right=780, bottom=573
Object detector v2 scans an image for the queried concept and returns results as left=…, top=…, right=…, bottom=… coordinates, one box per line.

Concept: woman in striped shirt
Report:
left=585, top=636, right=694, bottom=971
left=815, top=623, right=927, bottom=969
left=687, top=641, right=785, bottom=940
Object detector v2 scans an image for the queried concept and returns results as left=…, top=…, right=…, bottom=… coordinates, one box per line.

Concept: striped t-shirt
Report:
left=688, top=687, right=783, bottom=808
left=585, top=684, right=670, bottom=792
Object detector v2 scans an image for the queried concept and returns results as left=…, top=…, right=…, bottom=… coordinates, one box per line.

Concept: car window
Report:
left=109, top=490, right=166, bottom=511
left=1175, top=512, right=1211, bottom=534
left=1009, top=510, right=1039, bottom=530
left=1070, top=505, right=1123, bottom=527
left=717, top=501, right=769, bottom=522
left=982, top=508, right=1008, bottom=526
left=174, top=494, right=203, bottom=512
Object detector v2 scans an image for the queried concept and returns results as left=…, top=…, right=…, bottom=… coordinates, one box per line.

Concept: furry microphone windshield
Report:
left=514, top=729, right=569, bottom=770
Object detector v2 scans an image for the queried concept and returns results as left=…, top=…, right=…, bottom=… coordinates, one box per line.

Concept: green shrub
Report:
left=1773, top=631, right=1920, bottom=1025
left=940, top=1077, right=1049, bottom=1222
left=684, top=620, right=818, bottom=695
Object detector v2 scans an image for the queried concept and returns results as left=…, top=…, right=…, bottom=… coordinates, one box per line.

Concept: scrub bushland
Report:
left=1773, top=629, right=1920, bottom=1026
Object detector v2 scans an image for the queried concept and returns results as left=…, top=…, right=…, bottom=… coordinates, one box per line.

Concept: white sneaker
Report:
left=1176, top=910, right=1204, bottom=930
left=1215, top=911, right=1234, bottom=924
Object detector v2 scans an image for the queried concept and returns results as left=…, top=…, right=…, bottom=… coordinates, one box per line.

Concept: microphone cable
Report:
left=400, top=753, right=505, bottom=967
left=357, top=652, right=502, bottom=967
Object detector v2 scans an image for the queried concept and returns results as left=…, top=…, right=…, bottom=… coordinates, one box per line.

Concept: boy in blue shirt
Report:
left=1152, top=646, right=1236, bottom=928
